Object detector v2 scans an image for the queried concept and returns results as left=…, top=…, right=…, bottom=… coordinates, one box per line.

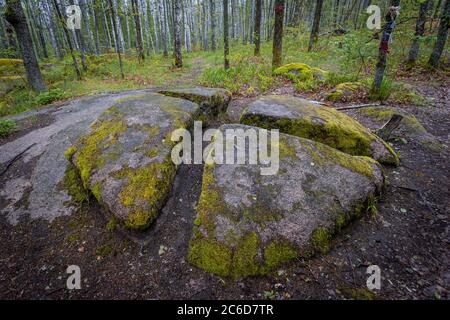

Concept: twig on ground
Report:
left=336, top=103, right=382, bottom=111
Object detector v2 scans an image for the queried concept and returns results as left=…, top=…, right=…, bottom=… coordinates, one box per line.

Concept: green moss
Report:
left=91, top=182, right=102, bottom=202
left=311, top=227, right=331, bottom=254
left=278, top=139, right=298, bottom=160
left=241, top=100, right=398, bottom=165
left=76, top=118, right=126, bottom=188
left=342, top=287, right=376, bottom=300
left=231, top=232, right=261, bottom=277
left=115, top=158, right=176, bottom=230
left=0, top=58, right=23, bottom=67
left=63, top=163, right=89, bottom=206
left=64, top=146, right=77, bottom=161
left=0, top=119, right=16, bottom=138
left=188, top=239, right=233, bottom=277
left=274, top=63, right=327, bottom=82
left=263, top=240, right=298, bottom=271
left=366, top=195, right=378, bottom=216
left=67, top=234, right=80, bottom=244
left=302, top=139, right=378, bottom=178
left=96, top=245, right=113, bottom=257
left=196, top=165, right=224, bottom=236
left=106, top=217, right=118, bottom=232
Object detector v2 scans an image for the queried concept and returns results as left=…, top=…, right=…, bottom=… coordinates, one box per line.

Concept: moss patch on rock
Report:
left=67, top=93, right=199, bottom=231
left=188, top=124, right=385, bottom=278
left=274, top=63, right=328, bottom=82
left=240, top=95, right=399, bottom=165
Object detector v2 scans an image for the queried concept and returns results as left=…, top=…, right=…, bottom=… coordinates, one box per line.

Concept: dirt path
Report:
left=0, top=76, right=448, bottom=300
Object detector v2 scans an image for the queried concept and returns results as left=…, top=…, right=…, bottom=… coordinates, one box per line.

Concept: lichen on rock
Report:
left=188, top=124, right=385, bottom=278
left=240, top=95, right=399, bottom=165
left=67, top=93, right=199, bottom=230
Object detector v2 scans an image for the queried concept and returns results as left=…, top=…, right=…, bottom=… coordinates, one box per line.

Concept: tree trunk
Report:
left=108, top=0, right=125, bottom=79
left=5, top=0, right=47, bottom=92
left=131, top=0, right=145, bottom=61
left=69, top=0, right=88, bottom=71
left=159, top=0, right=168, bottom=57
left=428, top=0, right=449, bottom=68
left=210, top=0, right=216, bottom=50
left=372, top=2, right=401, bottom=92
left=223, top=0, right=230, bottom=69
left=272, top=0, right=284, bottom=69
left=174, top=0, right=183, bottom=67
left=51, top=0, right=82, bottom=80
left=254, top=0, right=262, bottom=56
left=407, top=0, right=430, bottom=64
left=308, top=0, right=324, bottom=51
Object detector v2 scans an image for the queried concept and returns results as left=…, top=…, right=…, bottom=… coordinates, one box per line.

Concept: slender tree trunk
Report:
left=407, top=0, right=430, bottom=64
left=210, top=0, right=216, bottom=50
left=108, top=0, right=125, bottom=79
left=5, top=0, right=47, bottom=92
left=51, top=0, right=82, bottom=80
left=308, top=0, right=324, bottom=51
left=272, top=0, right=284, bottom=69
left=69, top=0, right=88, bottom=71
left=131, top=0, right=145, bottom=61
left=159, top=0, right=168, bottom=57
left=254, top=0, right=262, bottom=56
left=429, top=0, right=449, bottom=68
left=79, top=0, right=95, bottom=54
left=373, top=2, right=401, bottom=92
left=223, top=0, right=230, bottom=69
left=174, top=0, right=183, bottom=67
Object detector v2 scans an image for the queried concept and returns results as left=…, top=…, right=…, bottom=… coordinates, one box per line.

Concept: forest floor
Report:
left=0, top=63, right=448, bottom=299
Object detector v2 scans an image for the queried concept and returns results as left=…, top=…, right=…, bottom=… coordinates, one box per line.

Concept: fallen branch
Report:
left=335, top=103, right=382, bottom=111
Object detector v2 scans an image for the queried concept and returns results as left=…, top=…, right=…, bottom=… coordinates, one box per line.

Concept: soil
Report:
left=0, top=71, right=448, bottom=300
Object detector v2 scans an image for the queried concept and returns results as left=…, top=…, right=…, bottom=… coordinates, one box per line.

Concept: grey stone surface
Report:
left=189, top=124, right=385, bottom=278
left=0, top=89, right=154, bottom=224
left=240, top=95, right=399, bottom=165
left=68, top=93, right=199, bottom=230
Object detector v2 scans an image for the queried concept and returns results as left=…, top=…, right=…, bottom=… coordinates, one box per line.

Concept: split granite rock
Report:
left=188, top=124, right=385, bottom=278
left=158, top=87, right=231, bottom=118
left=240, top=95, right=399, bottom=165
left=66, top=93, right=199, bottom=230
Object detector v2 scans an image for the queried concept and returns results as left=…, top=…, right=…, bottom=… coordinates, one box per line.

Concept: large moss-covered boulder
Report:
left=358, top=106, right=443, bottom=152
left=240, top=95, right=399, bottom=165
left=65, top=93, right=199, bottom=230
left=188, top=124, right=385, bottom=278
left=273, top=63, right=328, bottom=81
left=158, top=87, right=231, bottom=118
